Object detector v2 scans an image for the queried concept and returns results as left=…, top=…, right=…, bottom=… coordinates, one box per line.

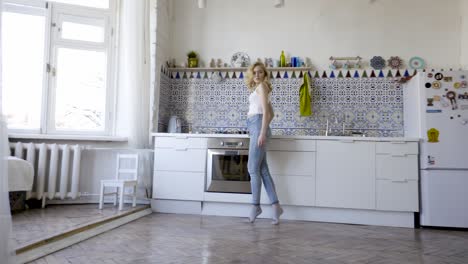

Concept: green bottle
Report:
left=280, top=50, right=286, bottom=67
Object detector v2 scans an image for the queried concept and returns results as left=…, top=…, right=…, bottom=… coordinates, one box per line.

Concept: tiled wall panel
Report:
left=158, top=71, right=404, bottom=137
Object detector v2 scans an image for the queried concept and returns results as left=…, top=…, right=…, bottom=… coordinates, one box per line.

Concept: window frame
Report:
left=2, top=0, right=118, bottom=136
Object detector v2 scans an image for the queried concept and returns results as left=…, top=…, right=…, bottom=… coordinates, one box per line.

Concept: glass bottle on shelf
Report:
left=280, top=50, right=286, bottom=67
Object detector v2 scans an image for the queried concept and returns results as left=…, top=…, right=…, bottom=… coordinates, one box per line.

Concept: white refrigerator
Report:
left=404, top=70, right=468, bottom=228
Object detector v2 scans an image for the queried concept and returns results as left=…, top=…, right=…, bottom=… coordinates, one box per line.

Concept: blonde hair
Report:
left=245, top=62, right=272, bottom=93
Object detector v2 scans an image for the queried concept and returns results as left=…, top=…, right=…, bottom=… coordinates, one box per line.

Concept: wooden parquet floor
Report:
left=12, top=204, right=148, bottom=248
left=29, top=213, right=468, bottom=264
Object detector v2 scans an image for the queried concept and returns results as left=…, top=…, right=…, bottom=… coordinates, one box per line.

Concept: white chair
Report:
left=99, top=153, right=139, bottom=211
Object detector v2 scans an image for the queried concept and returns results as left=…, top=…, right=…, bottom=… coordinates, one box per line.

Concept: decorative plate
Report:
left=388, top=56, right=403, bottom=69
left=370, top=56, right=386, bottom=70
left=409, top=56, right=425, bottom=69
left=231, top=52, right=251, bottom=68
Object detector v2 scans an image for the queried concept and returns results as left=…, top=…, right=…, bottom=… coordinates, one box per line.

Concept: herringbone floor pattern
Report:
left=30, top=213, right=468, bottom=264
left=12, top=204, right=147, bottom=247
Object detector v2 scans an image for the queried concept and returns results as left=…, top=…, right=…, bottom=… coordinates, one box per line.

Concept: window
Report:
left=2, top=0, right=117, bottom=135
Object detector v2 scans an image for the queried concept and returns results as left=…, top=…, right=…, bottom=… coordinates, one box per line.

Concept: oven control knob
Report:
left=238, top=142, right=243, bottom=147
left=220, top=141, right=224, bottom=146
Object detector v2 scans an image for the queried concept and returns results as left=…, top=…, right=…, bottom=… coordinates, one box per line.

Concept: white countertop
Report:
left=151, top=133, right=420, bottom=142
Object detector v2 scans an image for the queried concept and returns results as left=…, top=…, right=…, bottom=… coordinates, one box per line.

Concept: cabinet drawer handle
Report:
left=390, top=141, right=406, bottom=144
left=339, top=139, right=354, bottom=143
left=391, top=154, right=407, bottom=157
left=175, top=136, right=188, bottom=139
left=391, top=180, right=408, bottom=183
left=175, top=148, right=188, bottom=151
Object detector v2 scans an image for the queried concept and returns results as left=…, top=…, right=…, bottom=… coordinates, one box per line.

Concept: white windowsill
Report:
left=8, top=133, right=128, bottom=142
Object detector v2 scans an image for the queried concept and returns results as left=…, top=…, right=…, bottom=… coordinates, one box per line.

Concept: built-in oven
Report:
left=206, top=138, right=251, bottom=194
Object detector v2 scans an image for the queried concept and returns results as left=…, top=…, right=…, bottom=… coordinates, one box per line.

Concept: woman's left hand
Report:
left=258, top=134, right=266, bottom=147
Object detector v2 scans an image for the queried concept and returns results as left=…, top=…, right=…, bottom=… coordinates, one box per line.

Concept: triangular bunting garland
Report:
left=322, top=71, right=328, bottom=78
left=314, top=71, right=320, bottom=78
left=361, top=71, right=368, bottom=78
left=370, top=70, right=376, bottom=78
left=395, top=70, right=401, bottom=77
left=404, top=70, right=410, bottom=77
left=378, top=70, right=384, bottom=78
left=338, top=71, right=344, bottom=78
left=386, top=70, right=393, bottom=78
left=353, top=71, right=360, bottom=78
left=346, top=71, right=351, bottom=78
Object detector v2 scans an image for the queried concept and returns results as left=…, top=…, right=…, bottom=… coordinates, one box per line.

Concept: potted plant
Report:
left=187, top=51, right=198, bottom=68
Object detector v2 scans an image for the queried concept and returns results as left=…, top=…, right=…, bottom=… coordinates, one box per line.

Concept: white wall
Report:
left=461, top=0, right=468, bottom=69
left=152, top=0, right=172, bottom=132
left=170, top=0, right=462, bottom=70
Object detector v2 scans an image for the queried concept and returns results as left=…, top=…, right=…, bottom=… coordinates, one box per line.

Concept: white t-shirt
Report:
left=247, top=85, right=271, bottom=117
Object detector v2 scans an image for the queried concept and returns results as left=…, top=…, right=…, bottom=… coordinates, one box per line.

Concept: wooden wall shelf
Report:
left=167, top=67, right=312, bottom=72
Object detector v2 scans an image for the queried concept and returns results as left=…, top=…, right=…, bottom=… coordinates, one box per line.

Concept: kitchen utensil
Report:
left=168, top=116, right=182, bottom=133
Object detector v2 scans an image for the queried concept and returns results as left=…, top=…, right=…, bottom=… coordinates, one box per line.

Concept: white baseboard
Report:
left=151, top=199, right=415, bottom=228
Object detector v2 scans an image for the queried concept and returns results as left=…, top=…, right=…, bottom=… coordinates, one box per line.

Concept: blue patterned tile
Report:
left=157, top=73, right=404, bottom=137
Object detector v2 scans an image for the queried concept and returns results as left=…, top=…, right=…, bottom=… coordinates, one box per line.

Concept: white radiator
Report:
left=10, top=142, right=82, bottom=208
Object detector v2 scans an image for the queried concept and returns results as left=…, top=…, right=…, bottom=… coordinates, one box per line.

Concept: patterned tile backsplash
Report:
left=158, top=70, right=404, bottom=137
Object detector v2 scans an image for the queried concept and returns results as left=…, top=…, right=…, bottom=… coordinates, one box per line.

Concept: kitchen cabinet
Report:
left=153, top=137, right=207, bottom=200
left=316, top=140, right=376, bottom=210
left=266, top=139, right=316, bottom=206
left=375, top=142, right=419, bottom=212
left=151, top=134, right=419, bottom=215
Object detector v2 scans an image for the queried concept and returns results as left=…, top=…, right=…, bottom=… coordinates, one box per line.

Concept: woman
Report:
left=245, top=62, right=283, bottom=225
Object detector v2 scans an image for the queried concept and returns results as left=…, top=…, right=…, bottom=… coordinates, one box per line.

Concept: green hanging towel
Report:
left=299, top=72, right=312, bottom=116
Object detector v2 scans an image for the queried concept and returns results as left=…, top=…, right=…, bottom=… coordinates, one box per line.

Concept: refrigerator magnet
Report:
left=427, top=155, right=435, bottom=165
left=443, top=76, right=453, bottom=82
left=425, top=82, right=432, bottom=88
left=427, top=73, right=434, bottom=78
left=426, top=109, right=442, bottom=113
left=427, top=128, right=440, bottom=143
left=454, top=82, right=461, bottom=89
left=447, top=91, right=458, bottom=110
left=433, top=95, right=441, bottom=101
left=432, top=81, right=441, bottom=89
left=435, top=73, right=444, bottom=80
left=459, top=92, right=468, bottom=99
left=427, top=98, right=434, bottom=106
left=461, top=81, right=467, bottom=88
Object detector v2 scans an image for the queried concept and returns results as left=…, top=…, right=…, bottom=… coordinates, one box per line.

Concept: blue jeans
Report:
left=247, top=114, right=279, bottom=205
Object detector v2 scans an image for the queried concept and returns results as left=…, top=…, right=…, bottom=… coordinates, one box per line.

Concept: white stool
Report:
left=99, top=154, right=138, bottom=210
